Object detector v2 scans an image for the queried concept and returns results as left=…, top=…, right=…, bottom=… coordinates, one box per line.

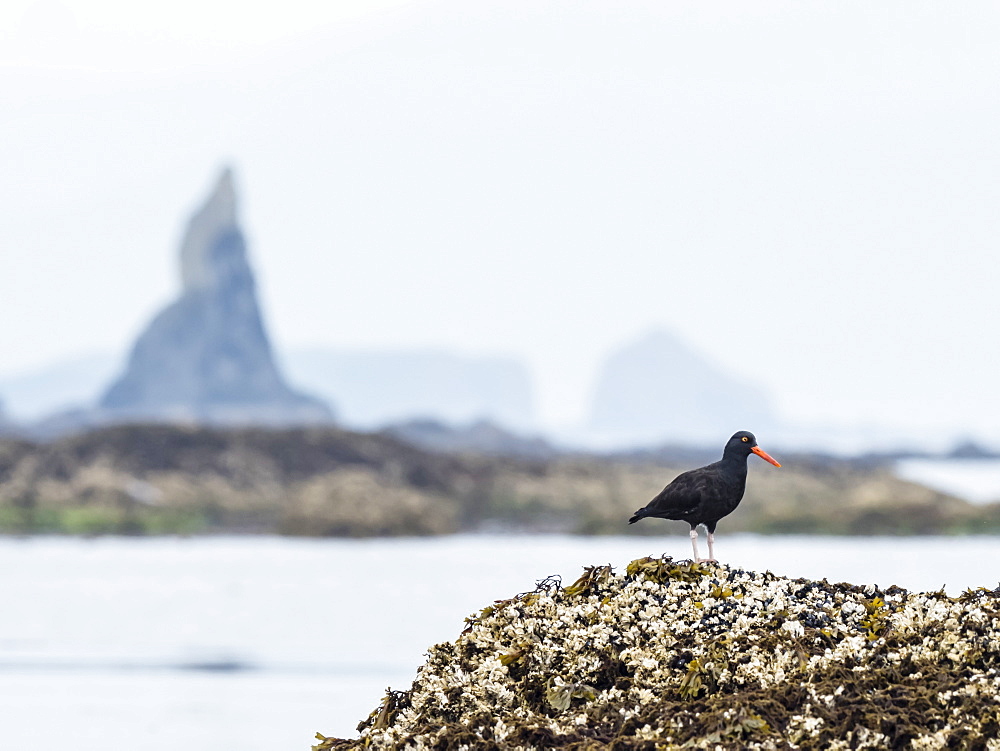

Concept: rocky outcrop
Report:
left=0, top=424, right=469, bottom=536
left=99, top=168, right=331, bottom=426
left=318, top=559, right=1000, bottom=749
left=0, top=425, right=985, bottom=536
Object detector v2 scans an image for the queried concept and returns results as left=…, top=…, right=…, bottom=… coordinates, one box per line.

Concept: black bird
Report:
left=628, top=431, right=780, bottom=562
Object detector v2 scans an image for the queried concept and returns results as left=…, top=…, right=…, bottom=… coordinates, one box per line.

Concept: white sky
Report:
left=2, top=1, right=999, bottom=444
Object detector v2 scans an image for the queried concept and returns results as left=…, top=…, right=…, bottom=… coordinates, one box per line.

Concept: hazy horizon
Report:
left=4, top=1, right=1000, bottom=449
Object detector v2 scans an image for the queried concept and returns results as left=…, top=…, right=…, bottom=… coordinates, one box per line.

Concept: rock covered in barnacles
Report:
left=316, top=558, right=1000, bottom=750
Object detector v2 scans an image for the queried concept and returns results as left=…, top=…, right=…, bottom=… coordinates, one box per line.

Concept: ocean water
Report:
left=4, top=533, right=1000, bottom=750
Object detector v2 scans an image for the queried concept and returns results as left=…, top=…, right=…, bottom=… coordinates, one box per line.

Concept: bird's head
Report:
left=727, top=431, right=781, bottom=467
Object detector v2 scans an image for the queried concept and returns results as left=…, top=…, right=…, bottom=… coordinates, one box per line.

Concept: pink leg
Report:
left=689, top=528, right=700, bottom=562
left=705, top=532, right=717, bottom=562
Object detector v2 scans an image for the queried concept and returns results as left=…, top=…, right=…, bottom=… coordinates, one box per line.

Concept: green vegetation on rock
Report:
left=317, top=558, right=1000, bottom=749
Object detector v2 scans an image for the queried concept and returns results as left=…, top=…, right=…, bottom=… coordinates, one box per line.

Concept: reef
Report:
left=316, top=557, right=1000, bottom=749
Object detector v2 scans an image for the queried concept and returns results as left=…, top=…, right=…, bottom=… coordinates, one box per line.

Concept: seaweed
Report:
left=624, top=556, right=711, bottom=584
left=318, top=560, right=1000, bottom=749
left=565, top=565, right=616, bottom=598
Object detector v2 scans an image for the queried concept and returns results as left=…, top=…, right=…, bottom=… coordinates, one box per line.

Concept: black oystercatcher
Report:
left=628, top=431, right=781, bottom=562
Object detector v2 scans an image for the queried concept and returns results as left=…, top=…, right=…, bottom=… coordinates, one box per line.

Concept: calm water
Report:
left=4, top=533, right=1000, bottom=750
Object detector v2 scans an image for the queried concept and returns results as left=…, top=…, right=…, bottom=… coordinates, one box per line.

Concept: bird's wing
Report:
left=644, top=465, right=717, bottom=517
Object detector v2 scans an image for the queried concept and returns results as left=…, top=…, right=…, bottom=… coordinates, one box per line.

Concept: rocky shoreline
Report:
left=0, top=424, right=988, bottom=537
left=317, top=558, right=1000, bottom=749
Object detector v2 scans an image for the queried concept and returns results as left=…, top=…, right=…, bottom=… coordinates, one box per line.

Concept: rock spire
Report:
left=99, top=168, right=332, bottom=425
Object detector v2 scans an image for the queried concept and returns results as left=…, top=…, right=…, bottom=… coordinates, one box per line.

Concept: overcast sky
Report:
left=2, top=1, right=999, bottom=446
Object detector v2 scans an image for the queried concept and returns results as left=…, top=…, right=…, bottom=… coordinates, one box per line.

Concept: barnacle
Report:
left=321, top=556, right=1000, bottom=749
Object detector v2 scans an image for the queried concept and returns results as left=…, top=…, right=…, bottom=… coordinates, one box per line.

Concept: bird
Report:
left=628, top=430, right=781, bottom=562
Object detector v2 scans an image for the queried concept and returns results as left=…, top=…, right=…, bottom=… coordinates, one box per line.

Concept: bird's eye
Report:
left=741, top=436, right=749, bottom=442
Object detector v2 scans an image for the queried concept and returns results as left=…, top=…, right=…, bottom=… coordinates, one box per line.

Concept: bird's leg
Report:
left=689, top=528, right=700, bottom=562
left=705, top=532, right=717, bottom=562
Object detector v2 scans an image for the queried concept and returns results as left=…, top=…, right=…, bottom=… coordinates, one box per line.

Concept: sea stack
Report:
left=587, top=329, right=777, bottom=446
left=99, top=168, right=332, bottom=426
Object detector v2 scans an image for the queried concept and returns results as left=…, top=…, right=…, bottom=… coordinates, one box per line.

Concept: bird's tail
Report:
left=628, top=509, right=647, bottom=524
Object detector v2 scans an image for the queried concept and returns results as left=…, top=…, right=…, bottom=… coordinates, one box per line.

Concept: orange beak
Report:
left=751, top=445, right=781, bottom=467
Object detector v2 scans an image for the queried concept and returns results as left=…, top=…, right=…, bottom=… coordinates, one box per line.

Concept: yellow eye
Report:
left=741, top=436, right=749, bottom=442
